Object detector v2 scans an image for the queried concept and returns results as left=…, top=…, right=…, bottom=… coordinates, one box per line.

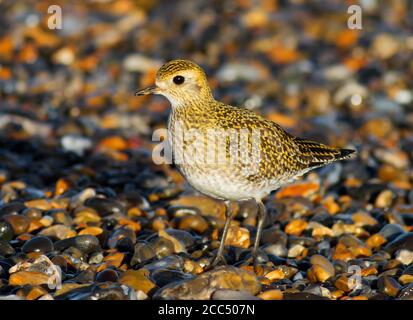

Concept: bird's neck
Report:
left=170, top=95, right=217, bottom=117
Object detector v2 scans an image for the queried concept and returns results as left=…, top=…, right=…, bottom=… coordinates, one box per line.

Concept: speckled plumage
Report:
left=142, top=59, right=354, bottom=201
left=136, top=59, right=355, bottom=266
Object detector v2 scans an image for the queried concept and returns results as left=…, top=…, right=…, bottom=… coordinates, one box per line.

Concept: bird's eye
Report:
left=173, top=75, right=185, bottom=85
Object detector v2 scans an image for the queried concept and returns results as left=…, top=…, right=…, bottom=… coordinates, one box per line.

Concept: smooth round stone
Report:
left=131, top=242, right=156, bottom=266
left=151, top=269, right=193, bottom=288
left=377, top=276, right=401, bottom=297
left=3, top=214, right=30, bottom=235
left=153, top=237, right=175, bottom=258
left=178, top=215, right=209, bottom=234
left=154, top=266, right=261, bottom=300
left=0, top=202, right=26, bottom=217
left=107, top=227, right=136, bottom=249
left=84, top=197, right=125, bottom=217
left=144, top=255, right=184, bottom=274
left=54, top=235, right=100, bottom=254
left=123, top=191, right=150, bottom=210
left=379, top=224, right=405, bottom=241
left=22, top=236, right=54, bottom=254
left=384, top=232, right=413, bottom=255
left=308, top=254, right=335, bottom=282
left=163, top=229, right=195, bottom=248
left=396, top=249, right=413, bottom=265
left=0, top=221, right=14, bottom=242
left=56, top=283, right=127, bottom=300
left=96, top=269, right=119, bottom=283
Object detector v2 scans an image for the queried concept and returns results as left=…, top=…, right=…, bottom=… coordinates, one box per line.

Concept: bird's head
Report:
left=136, top=59, right=213, bottom=107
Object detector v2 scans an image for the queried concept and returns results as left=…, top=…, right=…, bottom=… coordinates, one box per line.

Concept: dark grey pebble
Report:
left=96, top=269, right=119, bottom=283
left=22, top=236, right=54, bottom=254
left=0, top=221, right=14, bottom=242
left=384, top=232, right=413, bottom=255
left=131, top=242, right=156, bottom=266
left=163, top=229, right=196, bottom=248
left=379, top=224, right=405, bottom=242
left=0, top=202, right=25, bottom=217
left=144, top=255, right=184, bottom=274
left=151, top=269, right=194, bottom=288
left=54, top=235, right=100, bottom=254
left=55, top=283, right=127, bottom=300
left=84, top=197, right=125, bottom=217
left=107, top=227, right=136, bottom=249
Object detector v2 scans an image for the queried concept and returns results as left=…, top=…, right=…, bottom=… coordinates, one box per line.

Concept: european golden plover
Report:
left=136, top=59, right=355, bottom=268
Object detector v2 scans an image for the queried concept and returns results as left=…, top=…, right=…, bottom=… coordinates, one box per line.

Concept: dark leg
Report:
left=252, top=200, right=266, bottom=270
left=211, top=200, right=234, bottom=266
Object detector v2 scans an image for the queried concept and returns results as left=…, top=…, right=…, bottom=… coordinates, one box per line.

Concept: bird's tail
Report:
left=294, top=138, right=356, bottom=168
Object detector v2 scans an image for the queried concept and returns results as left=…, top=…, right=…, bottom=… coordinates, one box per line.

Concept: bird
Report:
left=136, top=59, right=355, bottom=269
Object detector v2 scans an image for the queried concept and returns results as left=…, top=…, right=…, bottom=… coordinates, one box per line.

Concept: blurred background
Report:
left=0, top=0, right=413, bottom=300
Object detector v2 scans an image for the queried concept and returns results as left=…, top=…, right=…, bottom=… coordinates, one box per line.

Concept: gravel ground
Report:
left=1, top=0, right=413, bottom=300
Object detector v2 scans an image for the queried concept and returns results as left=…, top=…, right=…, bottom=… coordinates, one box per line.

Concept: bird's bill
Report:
left=135, top=85, right=159, bottom=96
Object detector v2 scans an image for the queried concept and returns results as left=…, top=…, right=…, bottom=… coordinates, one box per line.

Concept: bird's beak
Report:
left=135, top=85, right=159, bottom=96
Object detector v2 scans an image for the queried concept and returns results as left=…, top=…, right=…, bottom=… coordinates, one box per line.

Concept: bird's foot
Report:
left=210, top=253, right=227, bottom=268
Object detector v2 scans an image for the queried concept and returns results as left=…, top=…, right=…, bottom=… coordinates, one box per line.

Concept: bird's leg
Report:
left=211, top=200, right=234, bottom=266
left=252, top=200, right=266, bottom=271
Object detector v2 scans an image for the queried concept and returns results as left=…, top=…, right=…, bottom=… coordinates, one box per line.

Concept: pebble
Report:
left=377, top=276, right=401, bottom=297
left=224, top=225, right=250, bottom=248
left=0, top=221, right=14, bottom=242
left=0, top=202, right=26, bottom=217
left=119, top=269, right=156, bottom=295
left=154, top=266, right=261, bottom=300
left=3, top=214, right=30, bottom=234
left=84, top=197, right=125, bottom=217
left=38, top=225, right=76, bottom=240
left=54, top=235, right=100, bottom=254
left=257, top=289, right=283, bottom=300
left=22, top=236, right=54, bottom=254
left=9, top=271, right=50, bottom=286
left=96, top=269, right=119, bottom=283
left=384, top=233, right=413, bottom=255
left=178, top=215, right=209, bottom=234
left=151, top=269, right=194, bottom=288
left=396, top=249, right=413, bottom=265
left=307, top=254, right=335, bottom=283
left=379, top=224, right=405, bottom=242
